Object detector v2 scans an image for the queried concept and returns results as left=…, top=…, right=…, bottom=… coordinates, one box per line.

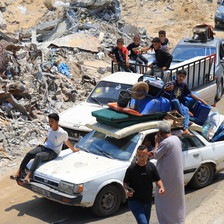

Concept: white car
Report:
left=59, top=72, right=142, bottom=141
left=16, top=128, right=224, bottom=217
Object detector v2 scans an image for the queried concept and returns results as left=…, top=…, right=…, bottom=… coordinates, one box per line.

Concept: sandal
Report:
left=189, top=121, right=193, bottom=126
left=10, top=175, right=20, bottom=180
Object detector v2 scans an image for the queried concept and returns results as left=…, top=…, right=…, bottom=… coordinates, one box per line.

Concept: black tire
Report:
left=91, top=185, right=121, bottom=217
left=189, top=163, right=215, bottom=189
left=215, top=80, right=223, bottom=101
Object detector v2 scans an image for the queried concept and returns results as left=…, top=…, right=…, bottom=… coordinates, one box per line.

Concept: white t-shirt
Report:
left=43, top=127, right=68, bottom=155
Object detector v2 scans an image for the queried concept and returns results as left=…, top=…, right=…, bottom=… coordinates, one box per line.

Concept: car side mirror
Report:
left=221, top=57, right=224, bottom=63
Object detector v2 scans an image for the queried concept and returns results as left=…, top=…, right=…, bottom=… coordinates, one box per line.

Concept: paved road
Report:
left=1, top=171, right=223, bottom=224
left=1, top=83, right=224, bottom=224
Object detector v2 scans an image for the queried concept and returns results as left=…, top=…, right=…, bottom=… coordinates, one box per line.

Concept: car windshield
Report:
left=76, top=131, right=140, bottom=161
left=172, top=45, right=216, bottom=62
left=86, top=81, right=133, bottom=105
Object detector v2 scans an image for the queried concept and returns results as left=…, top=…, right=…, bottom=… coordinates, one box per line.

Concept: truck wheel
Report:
left=189, top=163, right=215, bottom=189
left=91, top=185, right=121, bottom=217
left=215, top=80, right=223, bottom=101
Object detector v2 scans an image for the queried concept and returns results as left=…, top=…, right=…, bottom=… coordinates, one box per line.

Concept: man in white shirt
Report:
left=10, top=113, right=79, bottom=183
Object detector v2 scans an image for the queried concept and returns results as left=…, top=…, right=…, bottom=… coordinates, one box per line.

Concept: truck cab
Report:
left=171, top=37, right=224, bottom=101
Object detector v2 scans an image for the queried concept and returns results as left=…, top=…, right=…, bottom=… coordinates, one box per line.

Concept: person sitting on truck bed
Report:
left=149, top=30, right=169, bottom=51
left=142, top=37, right=172, bottom=73
left=149, top=37, right=173, bottom=71
left=10, top=113, right=80, bottom=183
left=164, top=69, right=208, bottom=135
left=127, top=34, right=148, bottom=73
left=108, top=38, right=136, bottom=73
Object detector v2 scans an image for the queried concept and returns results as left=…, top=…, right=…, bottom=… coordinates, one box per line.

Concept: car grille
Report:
left=34, top=176, right=59, bottom=188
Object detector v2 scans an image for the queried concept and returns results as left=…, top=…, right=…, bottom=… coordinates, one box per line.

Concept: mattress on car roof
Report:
left=92, top=108, right=166, bottom=123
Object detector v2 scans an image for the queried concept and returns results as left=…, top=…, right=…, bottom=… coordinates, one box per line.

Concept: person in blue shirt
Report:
left=165, top=69, right=208, bottom=135
left=127, top=34, right=148, bottom=73
left=150, top=30, right=169, bottom=51
left=143, top=135, right=154, bottom=152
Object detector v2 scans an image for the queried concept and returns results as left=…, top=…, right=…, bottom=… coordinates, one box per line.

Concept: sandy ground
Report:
left=1, top=0, right=224, bottom=223
left=185, top=101, right=224, bottom=224
left=185, top=181, right=224, bottom=224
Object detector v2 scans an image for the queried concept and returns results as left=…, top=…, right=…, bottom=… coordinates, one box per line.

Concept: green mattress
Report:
left=92, top=108, right=166, bottom=128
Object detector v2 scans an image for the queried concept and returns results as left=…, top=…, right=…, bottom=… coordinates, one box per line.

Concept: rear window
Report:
left=172, top=45, right=216, bottom=62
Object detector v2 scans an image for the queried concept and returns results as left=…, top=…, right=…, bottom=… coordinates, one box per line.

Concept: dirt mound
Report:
left=121, top=0, right=219, bottom=48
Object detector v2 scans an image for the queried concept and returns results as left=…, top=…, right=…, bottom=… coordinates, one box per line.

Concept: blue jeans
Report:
left=128, top=200, right=152, bottom=224
left=171, top=99, right=189, bottom=130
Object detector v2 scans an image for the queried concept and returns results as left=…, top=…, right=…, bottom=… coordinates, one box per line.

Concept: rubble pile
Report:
left=0, top=0, right=150, bottom=167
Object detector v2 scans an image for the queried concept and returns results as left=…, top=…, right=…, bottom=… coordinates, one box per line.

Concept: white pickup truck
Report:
left=59, top=53, right=217, bottom=142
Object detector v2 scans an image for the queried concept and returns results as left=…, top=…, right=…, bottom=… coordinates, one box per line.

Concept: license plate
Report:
left=32, top=185, right=51, bottom=197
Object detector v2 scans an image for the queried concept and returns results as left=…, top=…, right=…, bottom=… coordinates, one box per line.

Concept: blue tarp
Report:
left=57, top=63, right=71, bottom=78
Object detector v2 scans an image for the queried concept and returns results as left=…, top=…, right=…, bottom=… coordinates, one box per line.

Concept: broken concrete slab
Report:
left=121, top=24, right=139, bottom=37
left=0, top=11, right=6, bottom=28
left=0, top=31, right=19, bottom=44
left=37, top=19, right=59, bottom=31
left=71, top=0, right=113, bottom=7
left=42, top=33, right=101, bottom=53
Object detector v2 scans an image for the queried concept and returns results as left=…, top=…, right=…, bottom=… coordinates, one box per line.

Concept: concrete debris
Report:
left=0, top=12, right=6, bottom=28
left=97, top=67, right=106, bottom=74
left=0, top=0, right=151, bottom=165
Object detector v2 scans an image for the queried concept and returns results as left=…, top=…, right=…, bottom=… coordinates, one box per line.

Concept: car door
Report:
left=180, top=135, right=205, bottom=185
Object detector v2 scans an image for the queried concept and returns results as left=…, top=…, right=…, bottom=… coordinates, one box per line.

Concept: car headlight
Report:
left=59, top=181, right=83, bottom=194
left=215, top=10, right=222, bottom=19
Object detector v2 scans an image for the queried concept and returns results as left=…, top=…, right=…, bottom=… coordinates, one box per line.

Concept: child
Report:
left=127, top=34, right=148, bottom=73
left=149, top=37, right=173, bottom=71
left=108, top=38, right=136, bottom=73
left=145, top=30, right=169, bottom=51
left=164, top=69, right=208, bottom=135
left=158, top=30, right=169, bottom=47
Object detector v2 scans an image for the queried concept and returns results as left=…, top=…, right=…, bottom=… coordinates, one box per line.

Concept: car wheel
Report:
left=189, top=163, right=215, bottom=189
left=91, top=185, right=121, bottom=217
left=215, top=80, right=223, bottom=101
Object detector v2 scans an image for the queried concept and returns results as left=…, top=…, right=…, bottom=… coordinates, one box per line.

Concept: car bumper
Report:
left=215, top=18, right=224, bottom=28
left=16, top=179, right=83, bottom=206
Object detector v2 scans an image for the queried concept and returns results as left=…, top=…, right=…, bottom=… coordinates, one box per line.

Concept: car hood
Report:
left=59, top=102, right=105, bottom=131
left=32, top=149, right=128, bottom=183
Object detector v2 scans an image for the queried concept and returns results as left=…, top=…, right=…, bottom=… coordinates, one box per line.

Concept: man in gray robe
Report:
left=149, top=121, right=185, bottom=224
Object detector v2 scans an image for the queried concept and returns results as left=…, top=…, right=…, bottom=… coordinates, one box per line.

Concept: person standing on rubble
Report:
left=124, top=145, right=165, bottom=224
left=149, top=121, right=185, bottom=224
left=10, top=113, right=80, bottom=183
left=108, top=38, right=136, bottom=73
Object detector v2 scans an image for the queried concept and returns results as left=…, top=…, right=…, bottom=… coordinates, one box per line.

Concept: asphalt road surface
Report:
left=1, top=171, right=224, bottom=224
left=1, top=86, right=224, bottom=224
